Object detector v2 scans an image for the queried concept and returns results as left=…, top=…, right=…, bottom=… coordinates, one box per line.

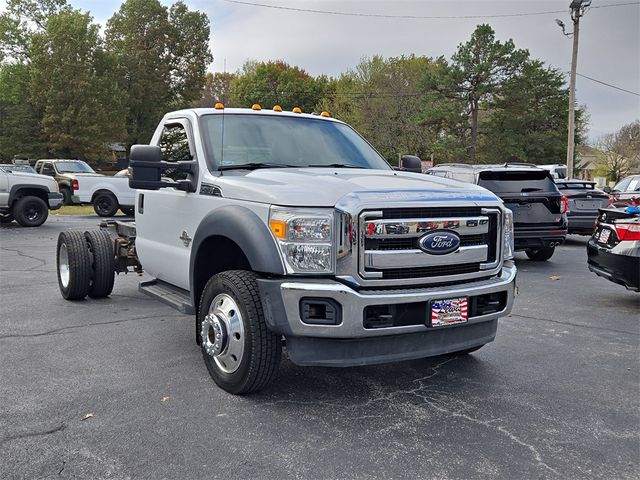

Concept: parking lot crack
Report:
left=510, top=313, right=639, bottom=336
left=0, top=423, right=66, bottom=447
left=0, top=247, right=48, bottom=270
left=0, top=313, right=186, bottom=340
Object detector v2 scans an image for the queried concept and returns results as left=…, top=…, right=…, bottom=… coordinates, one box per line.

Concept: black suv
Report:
left=428, top=164, right=568, bottom=260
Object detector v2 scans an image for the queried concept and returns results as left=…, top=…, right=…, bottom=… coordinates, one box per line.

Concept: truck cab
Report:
left=56, top=106, right=517, bottom=394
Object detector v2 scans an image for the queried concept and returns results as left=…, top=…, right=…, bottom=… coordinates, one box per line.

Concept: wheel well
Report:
left=91, top=189, right=116, bottom=203
left=192, top=236, right=251, bottom=311
left=11, top=187, right=48, bottom=206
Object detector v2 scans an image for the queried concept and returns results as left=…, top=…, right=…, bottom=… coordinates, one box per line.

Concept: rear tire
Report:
left=525, top=246, right=555, bottom=261
left=61, top=188, right=72, bottom=205
left=93, top=192, right=119, bottom=217
left=120, top=206, right=135, bottom=217
left=198, top=270, right=281, bottom=394
left=57, top=231, right=92, bottom=300
left=14, top=195, right=48, bottom=227
left=85, top=229, right=115, bottom=298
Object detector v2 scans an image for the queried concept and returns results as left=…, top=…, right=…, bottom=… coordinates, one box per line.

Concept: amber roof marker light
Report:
left=252, top=104, right=262, bottom=110
left=214, top=102, right=224, bottom=109
left=273, top=105, right=283, bottom=112
left=292, top=107, right=302, bottom=113
left=320, top=111, right=330, bottom=117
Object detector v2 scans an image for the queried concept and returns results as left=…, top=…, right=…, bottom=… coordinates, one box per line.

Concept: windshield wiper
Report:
left=218, top=163, right=297, bottom=171
left=308, top=163, right=365, bottom=169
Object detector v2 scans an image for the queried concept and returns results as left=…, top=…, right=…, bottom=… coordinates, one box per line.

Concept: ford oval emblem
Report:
left=419, top=230, right=461, bottom=255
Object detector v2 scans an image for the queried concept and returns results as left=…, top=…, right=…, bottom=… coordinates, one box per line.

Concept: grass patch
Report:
left=53, top=205, right=96, bottom=215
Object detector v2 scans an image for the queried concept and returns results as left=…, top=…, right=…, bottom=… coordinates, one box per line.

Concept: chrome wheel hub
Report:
left=59, top=243, right=70, bottom=288
left=201, top=293, right=245, bottom=374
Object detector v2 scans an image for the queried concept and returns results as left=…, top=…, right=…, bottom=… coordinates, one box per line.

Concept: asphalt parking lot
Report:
left=1, top=215, right=638, bottom=479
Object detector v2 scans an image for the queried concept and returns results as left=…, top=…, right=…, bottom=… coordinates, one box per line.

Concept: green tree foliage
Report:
left=29, top=9, right=127, bottom=161
left=105, top=0, right=212, bottom=146
left=231, top=60, right=329, bottom=112
left=424, top=25, right=529, bottom=162
left=0, top=63, right=47, bottom=159
left=196, top=72, right=236, bottom=107
left=320, top=55, right=439, bottom=164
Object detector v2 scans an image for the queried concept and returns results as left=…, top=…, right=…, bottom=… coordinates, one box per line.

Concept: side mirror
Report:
left=602, top=186, right=611, bottom=193
left=399, top=155, right=423, bottom=173
left=129, top=145, right=197, bottom=192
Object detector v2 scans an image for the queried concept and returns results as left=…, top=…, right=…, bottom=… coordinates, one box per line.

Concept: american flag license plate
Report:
left=431, top=297, right=468, bottom=327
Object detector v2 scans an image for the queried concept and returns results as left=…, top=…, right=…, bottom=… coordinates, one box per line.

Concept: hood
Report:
left=215, top=168, right=500, bottom=207
left=8, top=171, right=58, bottom=188
left=58, top=172, right=101, bottom=179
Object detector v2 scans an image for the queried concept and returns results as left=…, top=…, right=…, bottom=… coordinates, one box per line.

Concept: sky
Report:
left=2, top=0, right=639, bottom=141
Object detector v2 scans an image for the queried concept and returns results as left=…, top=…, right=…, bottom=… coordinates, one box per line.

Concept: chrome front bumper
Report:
left=258, top=262, right=516, bottom=340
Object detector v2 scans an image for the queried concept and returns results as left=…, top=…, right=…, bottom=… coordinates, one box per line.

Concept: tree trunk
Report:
left=469, top=98, right=478, bottom=162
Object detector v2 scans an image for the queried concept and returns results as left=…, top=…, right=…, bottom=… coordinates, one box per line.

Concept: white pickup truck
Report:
left=34, top=159, right=135, bottom=216
left=54, top=106, right=517, bottom=394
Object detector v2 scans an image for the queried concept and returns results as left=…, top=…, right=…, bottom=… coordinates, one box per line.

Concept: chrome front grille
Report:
left=358, top=207, right=502, bottom=284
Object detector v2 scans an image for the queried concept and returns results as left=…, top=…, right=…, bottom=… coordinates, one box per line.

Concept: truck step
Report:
left=139, top=279, right=194, bottom=314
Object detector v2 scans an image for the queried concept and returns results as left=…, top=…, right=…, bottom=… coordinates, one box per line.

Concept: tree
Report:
left=596, top=121, right=640, bottom=182
left=196, top=72, right=236, bottom=107
left=0, top=63, right=47, bottom=159
left=105, top=0, right=212, bottom=146
left=424, top=25, right=529, bottom=162
left=480, top=61, right=587, bottom=164
left=29, top=9, right=126, bottom=162
left=231, top=60, right=328, bottom=112
left=321, top=55, right=439, bottom=164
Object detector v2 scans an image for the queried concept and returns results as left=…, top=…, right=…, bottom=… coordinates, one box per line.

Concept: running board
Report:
left=139, top=279, right=195, bottom=314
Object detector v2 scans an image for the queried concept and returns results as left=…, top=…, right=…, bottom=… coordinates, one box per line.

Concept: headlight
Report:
left=503, top=209, right=514, bottom=260
left=269, top=207, right=334, bottom=274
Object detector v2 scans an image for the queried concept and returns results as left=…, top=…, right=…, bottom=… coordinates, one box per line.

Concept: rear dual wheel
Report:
left=57, top=230, right=115, bottom=300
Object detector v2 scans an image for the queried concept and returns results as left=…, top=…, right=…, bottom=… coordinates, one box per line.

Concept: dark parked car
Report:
left=605, top=174, right=640, bottom=207
left=555, top=180, right=609, bottom=235
left=587, top=207, right=640, bottom=292
left=428, top=163, right=567, bottom=260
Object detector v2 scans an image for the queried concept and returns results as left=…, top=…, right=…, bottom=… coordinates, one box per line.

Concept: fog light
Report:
left=300, top=298, right=341, bottom=325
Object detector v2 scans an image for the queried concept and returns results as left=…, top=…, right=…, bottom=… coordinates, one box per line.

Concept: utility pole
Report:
left=557, top=1, right=591, bottom=179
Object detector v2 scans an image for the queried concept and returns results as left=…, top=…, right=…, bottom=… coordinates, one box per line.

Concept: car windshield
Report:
left=56, top=161, right=95, bottom=173
left=0, top=164, right=37, bottom=174
left=199, top=114, right=391, bottom=171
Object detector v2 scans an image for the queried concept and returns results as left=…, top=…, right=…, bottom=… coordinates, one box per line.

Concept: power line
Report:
left=222, top=0, right=640, bottom=20
left=576, top=73, right=640, bottom=96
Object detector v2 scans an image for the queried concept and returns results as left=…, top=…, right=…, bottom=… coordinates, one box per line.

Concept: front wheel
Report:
left=0, top=213, right=14, bottom=224
left=197, top=271, right=281, bottom=394
left=525, top=246, right=555, bottom=261
left=93, top=192, right=119, bottom=217
left=14, top=195, right=48, bottom=227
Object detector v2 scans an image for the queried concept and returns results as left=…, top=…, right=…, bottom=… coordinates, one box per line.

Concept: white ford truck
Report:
left=55, top=106, right=517, bottom=394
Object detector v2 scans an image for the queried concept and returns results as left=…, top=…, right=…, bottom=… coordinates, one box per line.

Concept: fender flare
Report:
left=189, top=204, right=285, bottom=292
left=8, top=184, right=50, bottom=205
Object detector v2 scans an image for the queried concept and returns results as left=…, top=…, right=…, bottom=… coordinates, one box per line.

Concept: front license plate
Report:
left=431, top=297, right=468, bottom=327
left=598, top=228, right=611, bottom=244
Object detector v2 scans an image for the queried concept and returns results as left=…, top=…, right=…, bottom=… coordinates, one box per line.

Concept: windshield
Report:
left=199, top=114, right=391, bottom=171
left=0, top=165, right=37, bottom=174
left=56, top=161, right=95, bottom=173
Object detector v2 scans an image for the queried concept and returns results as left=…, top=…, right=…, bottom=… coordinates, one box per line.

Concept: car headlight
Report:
left=503, top=209, right=514, bottom=260
left=269, top=207, right=334, bottom=274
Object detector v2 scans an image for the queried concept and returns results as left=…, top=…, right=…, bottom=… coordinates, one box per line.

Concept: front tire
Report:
left=93, top=192, right=119, bottom=217
left=14, top=195, right=48, bottom=227
left=197, top=271, right=281, bottom=394
left=57, top=231, right=92, bottom=300
left=525, top=246, right=555, bottom=261
left=0, top=213, right=14, bottom=224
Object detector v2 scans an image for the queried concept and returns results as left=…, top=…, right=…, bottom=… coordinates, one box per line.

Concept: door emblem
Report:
left=419, top=230, right=461, bottom=255
left=179, top=231, right=192, bottom=247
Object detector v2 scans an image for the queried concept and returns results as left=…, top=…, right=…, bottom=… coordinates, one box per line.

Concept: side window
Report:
left=429, top=170, right=448, bottom=178
left=42, top=163, right=55, bottom=176
left=158, top=124, right=192, bottom=181
left=614, top=177, right=631, bottom=192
